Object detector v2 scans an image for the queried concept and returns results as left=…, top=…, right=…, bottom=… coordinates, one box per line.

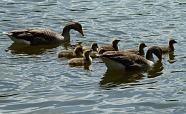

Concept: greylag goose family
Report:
left=6, top=21, right=177, bottom=71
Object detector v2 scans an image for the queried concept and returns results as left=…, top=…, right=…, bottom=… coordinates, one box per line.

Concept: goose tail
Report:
left=2, top=31, right=12, bottom=36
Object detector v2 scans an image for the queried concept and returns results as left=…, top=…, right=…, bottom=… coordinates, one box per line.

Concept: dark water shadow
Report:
left=5, top=42, right=73, bottom=55
left=168, top=52, right=176, bottom=64
left=0, top=93, right=19, bottom=98
left=100, top=60, right=164, bottom=88
left=100, top=70, right=145, bottom=88
left=147, top=61, right=164, bottom=78
left=68, top=64, right=91, bottom=70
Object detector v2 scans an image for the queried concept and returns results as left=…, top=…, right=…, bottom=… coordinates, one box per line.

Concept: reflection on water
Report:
left=168, top=52, right=176, bottom=64
left=6, top=41, right=83, bottom=55
left=100, top=70, right=144, bottom=88
left=6, top=42, right=73, bottom=55
left=69, top=64, right=91, bottom=70
left=0, top=0, right=185, bottom=113
left=100, top=61, right=164, bottom=88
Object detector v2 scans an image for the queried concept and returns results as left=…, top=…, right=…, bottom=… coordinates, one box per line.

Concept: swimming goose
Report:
left=98, top=43, right=147, bottom=57
left=98, top=39, right=120, bottom=54
left=90, top=43, right=99, bottom=58
left=58, top=46, right=83, bottom=58
left=82, top=43, right=98, bottom=51
left=83, top=43, right=99, bottom=58
left=6, top=22, right=84, bottom=45
left=160, top=39, right=177, bottom=53
left=125, top=43, right=147, bottom=56
left=100, top=46, right=162, bottom=72
left=68, top=50, right=92, bottom=68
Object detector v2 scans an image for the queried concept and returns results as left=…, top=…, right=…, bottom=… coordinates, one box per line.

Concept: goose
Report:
left=90, top=43, right=99, bottom=58
left=83, top=43, right=99, bottom=58
left=98, top=39, right=120, bottom=54
left=160, top=39, right=177, bottom=53
left=100, top=46, right=162, bottom=72
left=58, top=46, right=83, bottom=58
left=98, top=43, right=147, bottom=57
left=5, top=22, right=84, bottom=45
left=68, top=50, right=92, bottom=68
left=125, top=43, right=147, bottom=56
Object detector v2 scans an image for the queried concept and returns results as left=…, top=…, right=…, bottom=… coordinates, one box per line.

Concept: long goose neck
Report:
left=74, top=51, right=79, bottom=57
left=146, top=50, right=153, bottom=61
left=74, top=47, right=83, bottom=57
left=112, top=43, right=118, bottom=51
left=84, top=52, right=91, bottom=61
left=169, top=42, right=174, bottom=51
left=139, top=46, right=144, bottom=55
left=62, top=26, right=71, bottom=42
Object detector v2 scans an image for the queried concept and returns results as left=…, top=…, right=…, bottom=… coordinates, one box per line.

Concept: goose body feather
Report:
left=100, top=46, right=162, bottom=72
left=6, top=22, right=84, bottom=45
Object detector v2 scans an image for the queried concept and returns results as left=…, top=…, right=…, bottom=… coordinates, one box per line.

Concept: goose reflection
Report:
left=168, top=52, right=176, bottom=64
left=6, top=42, right=76, bottom=55
left=100, top=60, right=164, bottom=88
left=100, top=70, right=144, bottom=88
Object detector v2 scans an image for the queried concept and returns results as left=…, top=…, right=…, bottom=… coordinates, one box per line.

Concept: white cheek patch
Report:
left=89, top=56, right=92, bottom=63
left=147, top=60, right=154, bottom=67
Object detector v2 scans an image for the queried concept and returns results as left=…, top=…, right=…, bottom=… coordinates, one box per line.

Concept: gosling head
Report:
left=112, top=39, right=120, bottom=45
left=74, top=46, right=83, bottom=56
left=112, top=39, right=120, bottom=51
left=91, top=43, right=99, bottom=52
left=169, top=39, right=177, bottom=45
left=139, top=43, right=147, bottom=49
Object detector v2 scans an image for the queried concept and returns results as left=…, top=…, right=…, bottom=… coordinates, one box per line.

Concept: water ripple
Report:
left=0, top=0, right=186, bottom=113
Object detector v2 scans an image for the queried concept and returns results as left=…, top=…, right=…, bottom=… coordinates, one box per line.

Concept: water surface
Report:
left=0, top=0, right=186, bottom=113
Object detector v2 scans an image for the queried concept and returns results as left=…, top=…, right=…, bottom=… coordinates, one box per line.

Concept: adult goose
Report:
left=98, top=39, right=120, bottom=54
left=160, top=39, right=177, bottom=53
left=5, top=22, right=84, bottom=45
left=68, top=50, right=92, bottom=68
left=58, top=46, right=83, bottom=59
left=100, top=46, right=162, bottom=72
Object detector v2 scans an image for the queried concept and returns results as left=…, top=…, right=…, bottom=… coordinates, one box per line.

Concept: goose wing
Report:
left=159, top=45, right=169, bottom=53
left=98, top=45, right=115, bottom=54
left=101, top=53, right=149, bottom=71
left=125, top=48, right=139, bottom=55
left=8, top=28, right=63, bottom=44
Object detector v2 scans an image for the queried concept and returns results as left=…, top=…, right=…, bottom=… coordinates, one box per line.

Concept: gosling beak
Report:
left=117, top=40, right=120, bottom=42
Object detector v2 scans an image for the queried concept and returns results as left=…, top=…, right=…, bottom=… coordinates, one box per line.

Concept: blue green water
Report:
left=0, top=0, right=186, bottom=113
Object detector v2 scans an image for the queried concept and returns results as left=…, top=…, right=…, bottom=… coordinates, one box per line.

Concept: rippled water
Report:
left=0, top=0, right=186, bottom=113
